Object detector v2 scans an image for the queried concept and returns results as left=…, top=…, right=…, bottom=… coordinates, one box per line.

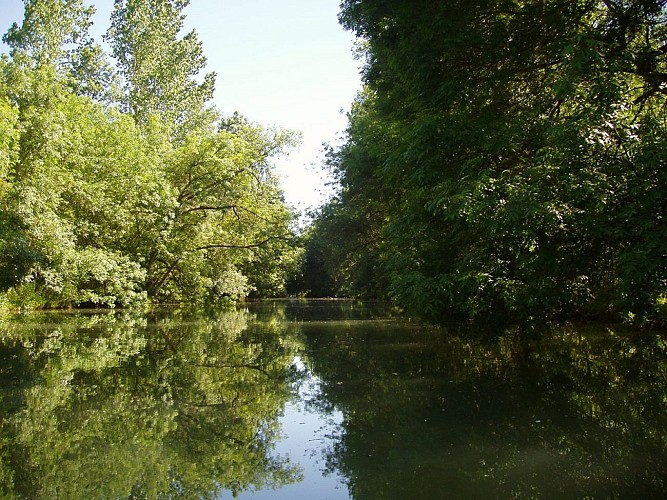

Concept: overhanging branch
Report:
left=180, top=204, right=271, bottom=223
left=195, top=235, right=290, bottom=251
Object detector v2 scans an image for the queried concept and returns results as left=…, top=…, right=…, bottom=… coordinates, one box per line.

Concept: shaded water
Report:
left=0, top=300, right=665, bottom=499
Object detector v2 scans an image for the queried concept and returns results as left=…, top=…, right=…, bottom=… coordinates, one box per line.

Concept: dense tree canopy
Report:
left=0, top=0, right=301, bottom=309
left=304, top=0, right=666, bottom=326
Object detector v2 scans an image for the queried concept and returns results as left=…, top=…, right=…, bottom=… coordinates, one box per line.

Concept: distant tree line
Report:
left=0, top=0, right=302, bottom=309
left=296, top=0, right=666, bottom=326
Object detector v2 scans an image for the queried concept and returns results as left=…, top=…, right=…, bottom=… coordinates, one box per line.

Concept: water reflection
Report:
left=0, top=302, right=666, bottom=499
left=233, top=357, right=348, bottom=500
left=297, top=318, right=667, bottom=499
left=0, top=308, right=305, bottom=498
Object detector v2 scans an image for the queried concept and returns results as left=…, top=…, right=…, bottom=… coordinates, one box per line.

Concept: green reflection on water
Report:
left=0, top=308, right=305, bottom=499
left=1, top=302, right=666, bottom=499
left=299, top=317, right=667, bottom=499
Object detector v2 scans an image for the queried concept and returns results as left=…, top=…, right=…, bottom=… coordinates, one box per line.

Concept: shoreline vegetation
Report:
left=298, top=0, right=667, bottom=328
left=1, top=0, right=302, bottom=313
left=2, top=1, right=666, bottom=333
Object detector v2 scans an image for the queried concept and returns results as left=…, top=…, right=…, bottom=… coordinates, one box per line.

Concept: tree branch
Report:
left=195, top=235, right=290, bottom=252
left=148, top=256, right=182, bottom=296
left=180, top=204, right=272, bottom=223
left=181, top=204, right=236, bottom=215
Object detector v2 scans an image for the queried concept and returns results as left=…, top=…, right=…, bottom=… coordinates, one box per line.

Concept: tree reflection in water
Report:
left=299, top=317, right=667, bottom=499
left=0, top=302, right=666, bottom=499
left=0, top=308, right=305, bottom=498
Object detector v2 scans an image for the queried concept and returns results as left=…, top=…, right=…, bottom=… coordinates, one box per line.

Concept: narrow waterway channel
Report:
left=0, top=300, right=665, bottom=498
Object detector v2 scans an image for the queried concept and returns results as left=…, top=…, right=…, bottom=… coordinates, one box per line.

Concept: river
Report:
left=0, top=300, right=665, bottom=498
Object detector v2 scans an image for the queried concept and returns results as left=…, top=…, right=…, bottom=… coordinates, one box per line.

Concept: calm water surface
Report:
left=0, top=300, right=665, bottom=499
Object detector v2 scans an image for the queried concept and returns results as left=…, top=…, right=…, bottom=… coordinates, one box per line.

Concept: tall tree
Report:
left=106, top=0, right=216, bottom=138
left=3, top=0, right=116, bottom=103
left=142, top=113, right=299, bottom=302
left=2, top=0, right=94, bottom=66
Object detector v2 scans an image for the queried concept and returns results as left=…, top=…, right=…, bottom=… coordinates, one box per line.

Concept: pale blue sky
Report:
left=0, top=0, right=362, bottom=211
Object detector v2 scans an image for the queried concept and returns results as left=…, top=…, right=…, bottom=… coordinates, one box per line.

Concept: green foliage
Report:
left=317, top=0, right=667, bottom=325
left=106, top=0, right=217, bottom=139
left=2, top=0, right=95, bottom=66
left=291, top=92, right=394, bottom=299
left=0, top=93, right=18, bottom=178
left=0, top=1, right=301, bottom=309
left=2, top=0, right=116, bottom=104
left=142, top=114, right=300, bottom=303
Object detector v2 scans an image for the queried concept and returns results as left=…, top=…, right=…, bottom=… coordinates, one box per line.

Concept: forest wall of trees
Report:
left=2, top=0, right=665, bottom=328
left=0, top=0, right=302, bottom=309
left=300, top=0, right=666, bottom=327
